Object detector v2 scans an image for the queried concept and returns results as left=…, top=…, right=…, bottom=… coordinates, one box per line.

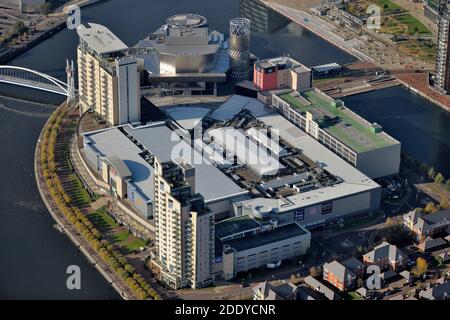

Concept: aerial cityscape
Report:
left=0, top=0, right=449, bottom=308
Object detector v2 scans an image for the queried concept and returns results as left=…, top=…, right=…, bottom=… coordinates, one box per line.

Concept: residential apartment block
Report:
left=77, top=23, right=141, bottom=126
left=271, top=88, right=401, bottom=179
left=150, top=157, right=215, bottom=290
left=434, top=4, right=450, bottom=94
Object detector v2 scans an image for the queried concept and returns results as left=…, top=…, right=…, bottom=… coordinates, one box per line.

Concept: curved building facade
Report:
left=229, top=18, right=251, bottom=82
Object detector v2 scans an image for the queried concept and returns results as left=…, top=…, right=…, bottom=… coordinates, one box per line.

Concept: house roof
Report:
left=363, top=241, right=407, bottom=265
left=341, top=257, right=365, bottom=273
left=323, top=260, right=356, bottom=283
left=419, top=237, right=447, bottom=251
left=419, top=281, right=450, bottom=300
left=405, top=209, right=450, bottom=234
left=253, top=281, right=297, bottom=300
left=304, top=276, right=341, bottom=300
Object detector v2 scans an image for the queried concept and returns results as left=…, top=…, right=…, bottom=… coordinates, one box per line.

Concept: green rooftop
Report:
left=279, top=89, right=395, bottom=153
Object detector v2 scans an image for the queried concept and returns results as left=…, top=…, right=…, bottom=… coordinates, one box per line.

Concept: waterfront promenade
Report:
left=34, top=102, right=136, bottom=300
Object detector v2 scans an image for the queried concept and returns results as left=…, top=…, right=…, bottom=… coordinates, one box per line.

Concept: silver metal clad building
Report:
left=229, top=18, right=251, bottom=82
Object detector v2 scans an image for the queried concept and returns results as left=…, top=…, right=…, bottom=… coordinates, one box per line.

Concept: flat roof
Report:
left=122, top=123, right=248, bottom=203
left=85, top=123, right=248, bottom=204
left=209, top=95, right=271, bottom=121
left=84, top=128, right=153, bottom=202
left=312, top=63, right=341, bottom=73
left=222, top=223, right=308, bottom=252
left=255, top=56, right=311, bottom=73
left=278, top=89, right=397, bottom=153
left=232, top=108, right=380, bottom=214
left=215, top=215, right=261, bottom=240
left=164, top=106, right=211, bottom=130
left=77, top=23, right=128, bottom=55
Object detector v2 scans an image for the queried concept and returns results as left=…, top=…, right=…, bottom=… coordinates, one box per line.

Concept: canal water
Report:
left=0, top=0, right=448, bottom=298
left=342, top=87, right=450, bottom=178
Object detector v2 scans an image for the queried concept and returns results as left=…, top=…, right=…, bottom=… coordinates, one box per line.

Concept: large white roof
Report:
left=77, top=23, right=128, bottom=55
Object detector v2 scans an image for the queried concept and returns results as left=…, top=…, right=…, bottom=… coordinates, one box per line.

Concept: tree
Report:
left=446, top=180, right=450, bottom=192
left=428, top=166, right=435, bottom=180
left=39, top=2, right=52, bottom=15
left=435, top=173, right=445, bottom=185
left=424, top=202, right=438, bottom=214
left=357, top=277, right=365, bottom=288
left=412, top=257, right=428, bottom=278
left=309, top=266, right=322, bottom=278
left=13, top=21, right=26, bottom=35
left=124, top=264, right=135, bottom=274
left=440, top=197, right=450, bottom=210
left=385, top=217, right=395, bottom=226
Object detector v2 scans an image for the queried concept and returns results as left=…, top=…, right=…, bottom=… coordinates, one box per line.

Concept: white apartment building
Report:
left=151, top=157, right=215, bottom=290
left=77, top=23, right=141, bottom=126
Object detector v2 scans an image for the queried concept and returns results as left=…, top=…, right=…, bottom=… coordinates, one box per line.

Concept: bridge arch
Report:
left=0, top=65, right=69, bottom=96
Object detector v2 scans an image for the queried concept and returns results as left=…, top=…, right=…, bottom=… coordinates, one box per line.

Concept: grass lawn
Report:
left=348, top=291, right=364, bottom=300
left=88, top=206, right=118, bottom=231
left=375, top=0, right=404, bottom=14
left=112, top=229, right=146, bottom=254
left=396, top=14, right=431, bottom=35
left=68, top=174, right=91, bottom=205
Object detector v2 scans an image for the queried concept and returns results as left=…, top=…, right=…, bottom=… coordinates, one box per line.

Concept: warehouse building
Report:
left=203, top=95, right=382, bottom=229
left=271, top=88, right=401, bottom=179
left=82, top=122, right=249, bottom=221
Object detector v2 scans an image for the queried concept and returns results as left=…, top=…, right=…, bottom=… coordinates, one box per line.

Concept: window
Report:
left=168, top=200, right=174, bottom=209
left=322, top=201, right=333, bottom=215
left=294, top=208, right=305, bottom=221
left=159, top=181, right=165, bottom=191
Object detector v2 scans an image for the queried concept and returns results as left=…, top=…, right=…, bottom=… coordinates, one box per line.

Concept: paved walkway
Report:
left=34, top=105, right=136, bottom=300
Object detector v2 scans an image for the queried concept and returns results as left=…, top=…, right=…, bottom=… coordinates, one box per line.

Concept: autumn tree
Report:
left=412, top=257, right=428, bottom=278
left=428, top=166, right=435, bottom=180
left=435, top=173, right=445, bottom=185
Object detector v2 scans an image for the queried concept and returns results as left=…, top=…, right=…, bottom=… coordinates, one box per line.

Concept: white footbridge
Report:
left=0, top=60, right=76, bottom=102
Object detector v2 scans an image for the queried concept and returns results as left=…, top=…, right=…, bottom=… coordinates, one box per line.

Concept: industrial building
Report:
left=79, top=94, right=386, bottom=288
left=253, top=56, right=312, bottom=92
left=271, top=88, right=401, bottom=179
left=434, top=3, right=450, bottom=94
left=77, top=23, right=141, bottom=126
left=133, top=14, right=231, bottom=95
left=203, top=95, right=382, bottom=229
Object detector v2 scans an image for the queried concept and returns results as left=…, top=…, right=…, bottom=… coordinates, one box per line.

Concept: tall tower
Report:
left=229, top=18, right=251, bottom=82
left=66, top=59, right=76, bottom=103
left=151, top=157, right=215, bottom=290
left=435, top=4, right=450, bottom=94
